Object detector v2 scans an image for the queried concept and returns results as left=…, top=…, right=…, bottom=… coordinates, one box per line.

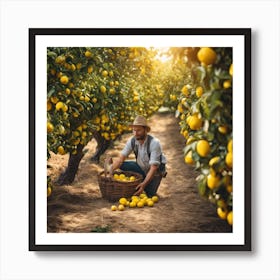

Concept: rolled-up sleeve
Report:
left=149, top=139, right=162, bottom=166
left=121, top=138, right=133, bottom=158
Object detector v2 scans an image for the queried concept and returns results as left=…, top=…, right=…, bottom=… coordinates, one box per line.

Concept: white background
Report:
left=0, top=0, right=279, bottom=279
left=35, top=34, right=245, bottom=246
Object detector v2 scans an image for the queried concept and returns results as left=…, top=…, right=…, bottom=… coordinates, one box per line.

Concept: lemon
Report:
left=217, top=207, right=228, bottom=220
left=184, top=151, right=194, bottom=165
left=55, top=101, right=64, bottom=111
left=100, top=85, right=107, bottom=93
left=55, top=55, right=65, bottom=64
left=62, top=104, right=68, bottom=112
left=129, top=201, right=137, bottom=208
left=186, top=115, right=192, bottom=126
left=72, top=139, right=80, bottom=145
left=60, top=75, right=69, bottom=85
left=109, top=88, right=116, bottom=94
left=137, top=194, right=145, bottom=200
left=223, top=80, right=231, bottom=89
left=207, top=173, right=220, bottom=189
left=85, top=50, right=92, bottom=57
left=229, top=64, right=233, bottom=76
left=119, top=197, right=127, bottom=206
left=87, top=66, right=93, bottom=73
left=226, top=185, right=233, bottom=193
left=147, top=200, right=154, bottom=207
left=47, top=122, right=54, bottom=133
left=176, top=103, right=183, bottom=113
left=118, top=204, right=125, bottom=211
left=181, top=85, right=189, bottom=96
left=209, top=156, right=220, bottom=167
left=47, top=101, right=52, bottom=111
left=227, top=139, right=233, bottom=153
left=131, top=195, right=139, bottom=201
left=57, top=146, right=66, bottom=155
left=119, top=174, right=125, bottom=180
left=102, top=70, right=108, bottom=77
left=76, top=62, right=82, bottom=70
left=129, top=176, right=136, bottom=181
left=196, top=140, right=210, bottom=157
left=151, top=196, right=159, bottom=203
left=47, top=187, right=52, bottom=197
left=227, top=211, right=233, bottom=225
left=188, top=114, right=203, bottom=130
left=183, top=130, right=189, bottom=139
left=225, top=152, right=233, bottom=168
left=133, top=96, right=139, bottom=102
left=113, top=174, right=119, bottom=180
left=111, top=205, right=117, bottom=211
left=169, top=94, right=177, bottom=101
left=137, top=201, right=144, bottom=208
left=195, top=86, right=203, bottom=98
left=197, top=47, right=217, bottom=65
left=218, top=125, right=228, bottom=134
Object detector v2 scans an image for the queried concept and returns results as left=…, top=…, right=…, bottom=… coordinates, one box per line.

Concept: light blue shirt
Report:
left=121, top=135, right=167, bottom=174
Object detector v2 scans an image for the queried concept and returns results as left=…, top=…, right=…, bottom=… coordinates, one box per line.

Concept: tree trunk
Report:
left=56, top=144, right=85, bottom=185
left=90, top=131, right=112, bottom=163
left=56, top=131, right=112, bottom=185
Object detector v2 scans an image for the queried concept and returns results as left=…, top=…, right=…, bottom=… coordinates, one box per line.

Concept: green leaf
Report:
left=197, top=177, right=207, bottom=196
left=47, top=88, right=56, bottom=98
left=47, top=51, right=57, bottom=59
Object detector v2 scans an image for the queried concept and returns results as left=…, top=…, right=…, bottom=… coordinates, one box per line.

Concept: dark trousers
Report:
left=120, top=161, right=162, bottom=197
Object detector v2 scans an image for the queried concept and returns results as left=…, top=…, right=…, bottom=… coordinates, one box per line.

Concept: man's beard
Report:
left=136, top=135, right=146, bottom=141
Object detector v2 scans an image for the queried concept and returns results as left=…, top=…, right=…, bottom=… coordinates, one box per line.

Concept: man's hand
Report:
left=134, top=164, right=158, bottom=196
left=134, top=182, right=146, bottom=196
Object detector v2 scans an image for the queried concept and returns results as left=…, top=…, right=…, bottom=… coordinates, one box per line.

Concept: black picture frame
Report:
left=29, top=28, right=251, bottom=251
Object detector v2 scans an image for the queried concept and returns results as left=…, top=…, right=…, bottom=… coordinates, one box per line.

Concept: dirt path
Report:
left=47, top=112, right=231, bottom=233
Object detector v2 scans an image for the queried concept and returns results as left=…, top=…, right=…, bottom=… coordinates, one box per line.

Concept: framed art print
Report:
left=29, top=28, right=251, bottom=251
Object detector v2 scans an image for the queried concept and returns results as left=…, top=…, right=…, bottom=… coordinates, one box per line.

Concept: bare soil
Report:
left=47, top=112, right=231, bottom=233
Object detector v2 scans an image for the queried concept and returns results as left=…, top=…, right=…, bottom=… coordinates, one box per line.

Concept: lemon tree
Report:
left=47, top=47, right=165, bottom=185
left=160, top=47, right=233, bottom=226
left=180, top=47, right=233, bottom=226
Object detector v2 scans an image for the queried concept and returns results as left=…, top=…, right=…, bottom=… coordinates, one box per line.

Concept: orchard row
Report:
left=47, top=47, right=233, bottom=226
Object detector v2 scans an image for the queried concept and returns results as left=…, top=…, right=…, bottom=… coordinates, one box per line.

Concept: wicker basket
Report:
left=97, top=170, right=143, bottom=202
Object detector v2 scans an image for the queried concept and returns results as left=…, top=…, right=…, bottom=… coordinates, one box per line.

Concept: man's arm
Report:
left=111, top=154, right=126, bottom=171
left=134, top=164, right=158, bottom=196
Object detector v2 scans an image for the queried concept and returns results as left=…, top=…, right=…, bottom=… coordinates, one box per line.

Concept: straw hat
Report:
left=129, top=115, right=151, bottom=132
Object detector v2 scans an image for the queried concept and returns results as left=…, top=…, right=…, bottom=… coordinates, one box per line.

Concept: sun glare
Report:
left=154, top=47, right=172, bottom=63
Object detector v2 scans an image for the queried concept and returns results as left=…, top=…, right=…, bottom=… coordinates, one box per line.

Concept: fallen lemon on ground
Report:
left=118, top=204, right=125, bottom=211
left=137, top=201, right=144, bottom=208
left=151, top=196, right=159, bottom=203
left=119, top=197, right=127, bottom=205
left=147, top=200, right=154, bottom=207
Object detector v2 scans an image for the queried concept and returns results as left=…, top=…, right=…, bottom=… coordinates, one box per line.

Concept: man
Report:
left=111, top=115, right=167, bottom=197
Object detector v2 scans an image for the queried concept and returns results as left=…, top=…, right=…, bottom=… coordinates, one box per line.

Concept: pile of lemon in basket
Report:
left=113, top=173, right=136, bottom=182
left=111, top=193, right=159, bottom=211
